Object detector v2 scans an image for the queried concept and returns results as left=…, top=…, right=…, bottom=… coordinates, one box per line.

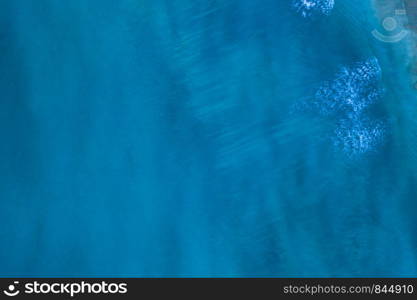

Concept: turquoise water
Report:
left=0, top=0, right=417, bottom=277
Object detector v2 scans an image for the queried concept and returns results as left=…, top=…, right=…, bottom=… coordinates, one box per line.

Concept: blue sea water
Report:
left=0, top=0, right=417, bottom=277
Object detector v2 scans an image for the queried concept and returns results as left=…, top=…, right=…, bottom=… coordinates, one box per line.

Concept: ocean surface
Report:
left=0, top=0, right=417, bottom=277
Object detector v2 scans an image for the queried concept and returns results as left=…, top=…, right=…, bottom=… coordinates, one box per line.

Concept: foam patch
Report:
left=313, top=58, right=383, bottom=115
left=292, top=0, right=335, bottom=18
left=333, top=115, right=386, bottom=157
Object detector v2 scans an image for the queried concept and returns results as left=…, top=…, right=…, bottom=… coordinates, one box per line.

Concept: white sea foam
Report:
left=313, top=58, right=383, bottom=115
left=333, top=115, right=386, bottom=157
left=293, top=57, right=386, bottom=156
left=292, top=0, right=335, bottom=18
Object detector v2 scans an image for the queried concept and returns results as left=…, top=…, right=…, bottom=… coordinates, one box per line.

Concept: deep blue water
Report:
left=1, top=0, right=417, bottom=277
